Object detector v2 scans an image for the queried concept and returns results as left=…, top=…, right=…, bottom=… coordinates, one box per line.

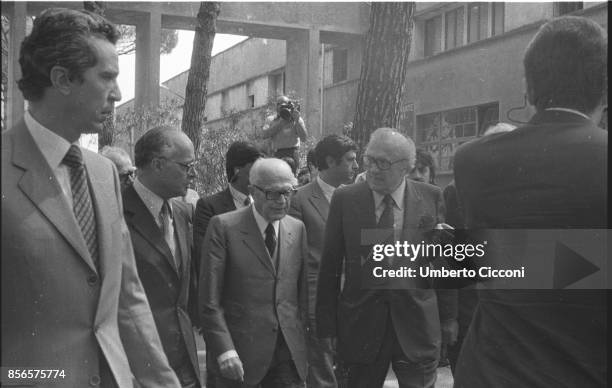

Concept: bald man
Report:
left=122, top=126, right=201, bottom=387
left=316, top=128, right=457, bottom=388
left=200, top=158, right=308, bottom=387
left=262, top=96, right=308, bottom=173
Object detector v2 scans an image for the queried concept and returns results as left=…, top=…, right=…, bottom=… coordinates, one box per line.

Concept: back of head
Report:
left=225, top=141, right=263, bottom=182
left=524, top=16, right=607, bottom=113
left=100, top=145, right=132, bottom=167
left=314, top=134, right=357, bottom=171
left=18, top=8, right=119, bottom=102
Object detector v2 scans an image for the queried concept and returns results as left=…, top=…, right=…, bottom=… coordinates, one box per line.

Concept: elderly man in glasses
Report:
left=122, top=126, right=202, bottom=387
left=316, top=127, right=457, bottom=388
left=200, top=157, right=309, bottom=388
left=100, top=146, right=137, bottom=192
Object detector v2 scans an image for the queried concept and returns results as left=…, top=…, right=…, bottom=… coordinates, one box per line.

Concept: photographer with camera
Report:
left=262, top=95, right=308, bottom=174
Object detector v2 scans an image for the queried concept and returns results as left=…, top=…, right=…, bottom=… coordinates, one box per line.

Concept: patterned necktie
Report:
left=160, top=200, right=178, bottom=268
left=63, top=145, right=99, bottom=268
left=377, top=194, right=395, bottom=229
left=265, top=223, right=277, bottom=259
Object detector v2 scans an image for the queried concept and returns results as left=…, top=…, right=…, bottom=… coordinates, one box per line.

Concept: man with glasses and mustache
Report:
left=122, top=126, right=201, bottom=387
left=200, top=158, right=309, bottom=388
left=316, top=128, right=457, bottom=388
left=100, top=145, right=137, bottom=191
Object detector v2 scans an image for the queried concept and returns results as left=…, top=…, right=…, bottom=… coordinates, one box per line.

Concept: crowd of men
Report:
left=1, top=7, right=607, bottom=388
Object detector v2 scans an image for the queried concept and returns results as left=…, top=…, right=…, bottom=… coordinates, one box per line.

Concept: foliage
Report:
left=116, top=25, right=179, bottom=56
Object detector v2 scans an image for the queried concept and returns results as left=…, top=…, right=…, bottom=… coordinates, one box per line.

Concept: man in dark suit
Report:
left=200, top=158, right=308, bottom=387
left=123, top=126, right=201, bottom=387
left=316, top=128, right=458, bottom=388
left=453, top=16, right=607, bottom=387
left=289, top=134, right=358, bottom=388
left=1, top=8, right=180, bottom=387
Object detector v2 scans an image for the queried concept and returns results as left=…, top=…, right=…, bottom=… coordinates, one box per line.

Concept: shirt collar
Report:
left=25, top=110, right=72, bottom=170
left=133, top=177, right=170, bottom=221
left=252, top=205, right=279, bottom=237
left=372, top=178, right=406, bottom=211
left=229, top=184, right=251, bottom=205
left=316, top=175, right=336, bottom=201
left=545, top=107, right=590, bottom=120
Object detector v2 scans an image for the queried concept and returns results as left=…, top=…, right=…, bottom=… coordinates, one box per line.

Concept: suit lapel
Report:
left=277, top=218, right=296, bottom=277
left=221, top=188, right=236, bottom=212
left=123, top=186, right=179, bottom=276
left=13, top=124, right=97, bottom=273
left=240, top=210, right=276, bottom=275
left=307, top=181, right=329, bottom=221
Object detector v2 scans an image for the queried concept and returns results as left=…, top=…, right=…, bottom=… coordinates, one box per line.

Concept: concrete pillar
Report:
left=285, top=28, right=322, bottom=139
left=134, top=7, right=162, bottom=111
left=6, top=2, right=27, bottom=129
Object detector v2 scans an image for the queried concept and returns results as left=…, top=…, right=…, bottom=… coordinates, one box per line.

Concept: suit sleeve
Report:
left=315, top=189, right=345, bottom=338
left=113, top=168, right=181, bottom=387
left=199, top=215, right=235, bottom=359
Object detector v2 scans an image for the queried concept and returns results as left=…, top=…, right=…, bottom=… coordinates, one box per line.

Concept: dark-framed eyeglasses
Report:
left=119, top=169, right=136, bottom=182
left=159, top=157, right=197, bottom=173
left=253, top=185, right=297, bottom=200
left=363, top=155, right=408, bottom=171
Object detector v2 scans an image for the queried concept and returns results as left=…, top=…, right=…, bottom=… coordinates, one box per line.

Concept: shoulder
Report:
left=283, top=214, right=306, bottom=231
left=294, top=181, right=316, bottom=199
left=198, top=188, right=230, bottom=207
left=408, top=179, right=443, bottom=201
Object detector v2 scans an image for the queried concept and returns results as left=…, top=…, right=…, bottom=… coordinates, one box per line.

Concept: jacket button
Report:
left=89, top=374, right=101, bottom=386
left=87, top=275, right=99, bottom=286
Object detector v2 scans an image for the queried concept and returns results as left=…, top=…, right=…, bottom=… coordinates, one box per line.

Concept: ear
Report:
left=325, top=155, right=336, bottom=168
left=151, top=157, right=164, bottom=172
left=49, top=65, right=73, bottom=96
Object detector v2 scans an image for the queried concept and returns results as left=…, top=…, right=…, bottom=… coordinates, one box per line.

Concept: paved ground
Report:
left=195, top=332, right=455, bottom=387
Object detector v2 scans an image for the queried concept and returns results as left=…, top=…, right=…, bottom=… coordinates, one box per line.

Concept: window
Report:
left=491, top=2, right=505, bottom=37
left=248, top=94, right=255, bottom=108
left=555, top=2, right=583, bottom=16
left=332, top=48, right=348, bottom=84
left=468, top=3, right=489, bottom=43
left=445, top=7, right=464, bottom=50
left=424, top=15, right=442, bottom=57
left=221, top=90, right=229, bottom=115
left=416, top=103, right=499, bottom=172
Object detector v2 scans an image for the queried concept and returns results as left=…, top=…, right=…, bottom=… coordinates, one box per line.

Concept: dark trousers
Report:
left=339, top=315, right=437, bottom=388
left=306, top=329, right=337, bottom=388
left=274, top=147, right=299, bottom=175
left=216, top=333, right=304, bottom=388
left=174, top=358, right=200, bottom=388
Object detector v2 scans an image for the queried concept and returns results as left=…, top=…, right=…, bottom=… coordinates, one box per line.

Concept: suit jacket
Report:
left=316, top=178, right=456, bottom=364
left=453, top=110, right=607, bottom=387
left=1, top=120, right=180, bottom=387
left=199, top=207, right=308, bottom=385
left=122, top=186, right=200, bottom=384
left=288, top=180, right=329, bottom=324
left=193, top=187, right=235, bottom=265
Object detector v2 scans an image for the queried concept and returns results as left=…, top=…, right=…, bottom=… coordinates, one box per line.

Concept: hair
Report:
left=134, top=126, right=177, bottom=168
left=249, top=158, right=297, bottom=187
left=314, top=134, right=357, bottom=171
left=524, top=16, right=607, bottom=113
left=100, top=145, right=132, bottom=166
left=414, top=148, right=437, bottom=184
left=368, top=127, right=416, bottom=168
left=18, top=8, right=119, bottom=101
left=225, top=141, right=263, bottom=182
left=483, top=122, right=517, bottom=136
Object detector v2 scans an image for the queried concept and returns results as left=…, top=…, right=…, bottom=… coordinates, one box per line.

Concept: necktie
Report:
left=377, top=194, right=395, bottom=229
left=160, top=201, right=178, bottom=269
left=265, top=223, right=277, bottom=259
left=63, top=145, right=99, bottom=268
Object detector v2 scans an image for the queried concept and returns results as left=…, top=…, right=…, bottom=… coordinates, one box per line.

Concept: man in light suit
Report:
left=453, top=16, right=607, bottom=387
left=123, top=126, right=201, bottom=387
left=288, top=134, right=358, bottom=388
left=316, top=128, right=458, bottom=388
left=200, top=158, right=308, bottom=388
left=1, top=8, right=179, bottom=387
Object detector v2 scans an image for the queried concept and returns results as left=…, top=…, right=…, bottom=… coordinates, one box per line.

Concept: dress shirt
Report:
left=316, top=175, right=336, bottom=203
left=25, top=110, right=73, bottom=204
left=372, top=179, right=406, bottom=238
left=229, top=184, right=253, bottom=210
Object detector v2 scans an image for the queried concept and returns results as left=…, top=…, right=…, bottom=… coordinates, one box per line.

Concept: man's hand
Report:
left=290, top=109, right=301, bottom=122
left=441, top=319, right=459, bottom=346
left=219, top=355, right=244, bottom=381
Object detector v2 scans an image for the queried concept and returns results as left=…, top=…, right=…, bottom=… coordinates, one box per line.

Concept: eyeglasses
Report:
left=253, top=185, right=297, bottom=200
left=119, top=170, right=135, bottom=182
left=159, top=157, right=197, bottom=173
left=363, top=155, right=408, bottom=171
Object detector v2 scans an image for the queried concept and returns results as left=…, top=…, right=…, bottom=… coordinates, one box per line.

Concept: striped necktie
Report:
left=63, top=145, right=99, bottom=268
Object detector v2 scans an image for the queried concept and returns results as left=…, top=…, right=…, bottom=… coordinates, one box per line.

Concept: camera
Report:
left=278, top=100, right=300, bottom=121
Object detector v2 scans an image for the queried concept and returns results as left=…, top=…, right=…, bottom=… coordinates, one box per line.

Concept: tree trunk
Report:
left=181, top=2, right=220, bottom=156
left=84, top=1, right=116, bottom=150
left=352, top=2, right=415, bottom=152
